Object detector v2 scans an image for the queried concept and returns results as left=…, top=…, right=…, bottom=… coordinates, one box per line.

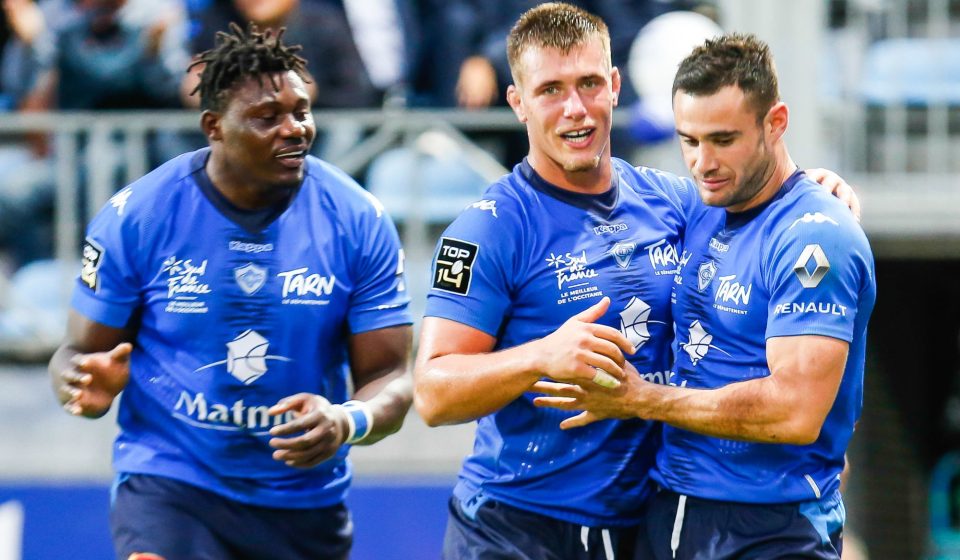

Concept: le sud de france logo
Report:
left=679, top=320, right=730, bottom=366
left=619, top=297, right=664, bottom=349
left=195, top=330, right=292, bottom=384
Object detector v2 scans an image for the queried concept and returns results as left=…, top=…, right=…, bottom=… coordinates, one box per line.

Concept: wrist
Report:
left=334, top=400, right=374, bottom=444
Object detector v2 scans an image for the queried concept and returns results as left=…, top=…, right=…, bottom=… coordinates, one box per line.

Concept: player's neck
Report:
left=205, top=155, right=291, bottom=210
left=528, top=152, right=613, bottom=195
left=728, top=147, right=797, bottom=213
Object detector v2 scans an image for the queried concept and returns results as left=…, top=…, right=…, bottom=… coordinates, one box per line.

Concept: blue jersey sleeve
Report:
left=630, top=165, right=702, bottom=224
left=763, top=207, right=873, bottom=342
left=424, top=197, right=516, bottom=337
left=70, top=194, right=144, bottom=328
left=345, top=196, right=412, bottom=334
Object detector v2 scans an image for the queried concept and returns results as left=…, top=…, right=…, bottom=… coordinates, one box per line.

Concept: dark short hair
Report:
left=506, top=2, right=610, bottom=85
left=188, top=22, right=309, bottom=112
left=672, top=33, right=779, bottom=122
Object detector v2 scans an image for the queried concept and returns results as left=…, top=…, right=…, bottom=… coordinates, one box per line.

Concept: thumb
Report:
left=572, top=296, right=610, bottom=324
left=110, top=342, right=133, bottom=363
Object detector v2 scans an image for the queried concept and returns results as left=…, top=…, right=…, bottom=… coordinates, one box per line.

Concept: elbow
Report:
left=777, top=416, right=824, bottom=446
left=412, top=370, right=450, bottom=427
left=413, top=388, right=450, bottom=427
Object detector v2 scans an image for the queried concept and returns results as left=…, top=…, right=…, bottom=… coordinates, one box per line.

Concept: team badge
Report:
left=793, top=244, right=830, bottom=288
left=611, top=242, right=637, bottom=269
left=697, top=260, right=718, bottom=292
left=433, top=237, right=478, bottom=295
left=234, top=263, right=267, bottom=295
left=80, top=238, right=104, bottom=292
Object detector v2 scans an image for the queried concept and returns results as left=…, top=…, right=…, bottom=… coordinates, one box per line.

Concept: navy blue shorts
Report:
left=642, top=489, right=844, bottom=560
left=110, top=474, right=352, bottom=560
left=443, top=494, right=649, bottom=560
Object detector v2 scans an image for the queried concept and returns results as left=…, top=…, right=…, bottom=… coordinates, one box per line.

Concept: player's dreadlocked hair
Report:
left=188, top=22, right=309, bottom=112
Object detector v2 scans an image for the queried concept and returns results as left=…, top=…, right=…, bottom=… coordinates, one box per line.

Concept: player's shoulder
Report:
left=616, top=159, right=696, bottom=199
left=447, top=170, right=528, bottom=230
left=302, top=155, right=389, bottom=220
left=94, top=149, right=205, bottom=226
left=774, top=176, right=864, bottom=235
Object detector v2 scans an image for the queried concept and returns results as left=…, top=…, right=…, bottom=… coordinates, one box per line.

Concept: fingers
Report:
left=589, top=323, right=636, bottom=356
left=531, top=380, right=583, bottom=396
left=571, top=296, right=611, bottom=324
left=559, top=411, right=599, bottom=430
left=591, top=369, right=621, bottom=389
left=532, top=395, right=579, bottom=410
left=110, top=342, right=133, bottom=363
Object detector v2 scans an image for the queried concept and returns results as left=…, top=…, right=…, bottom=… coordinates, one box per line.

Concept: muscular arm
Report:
left=537, top=334, right=847, bottom=444
left=639, top=336, right=848, bottom=444
left=414, top=318, right=539, bottom=426
left=268, top=324, right=413, bottom=467
left=415, top=297, right=634, bottom=426
left=346, top=324, right=414, bottom=444
left=48, top=310, right=134, bottom=418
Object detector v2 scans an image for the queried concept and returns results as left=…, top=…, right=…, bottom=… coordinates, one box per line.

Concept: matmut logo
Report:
left=174, top=391, right=297, bottom=433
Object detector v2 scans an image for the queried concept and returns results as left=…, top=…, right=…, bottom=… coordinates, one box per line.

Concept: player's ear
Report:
left=610, top=66, right=621, bottom=107
left=201, top=110, right=223, bottom=142
left=765, top=101, right=788, bottom=141
left=506, top=84, right=526, bottom=123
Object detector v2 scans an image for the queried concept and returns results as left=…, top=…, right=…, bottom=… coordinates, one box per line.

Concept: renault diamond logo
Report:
left=793, top=244, right=830, bottom=288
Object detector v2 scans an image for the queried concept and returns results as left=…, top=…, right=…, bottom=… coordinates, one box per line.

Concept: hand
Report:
left=56, top=343, right=132, bottom=418
left=456, top=56, right=499, bottom=109
left=532, top=362, right=650, bottom=429
left=531, top=297, right=635, bottom=387
left=268, top=393, right=350, bottom=468
left=805, top=168, right=861, bottom=222
left=2, top=0, right=44, bottom=45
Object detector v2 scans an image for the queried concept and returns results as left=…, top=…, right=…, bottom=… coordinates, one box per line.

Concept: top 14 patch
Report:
left=433, top=237, right=478, bottom=295
left=81, top=237, right=104, bottom=292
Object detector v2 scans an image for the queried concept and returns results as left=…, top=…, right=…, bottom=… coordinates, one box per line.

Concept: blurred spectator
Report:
left=23, top=0, right=188, bottom=111
left=183, top=0, right=380, bottom=108
left=0, top=0, right=44, bottom=109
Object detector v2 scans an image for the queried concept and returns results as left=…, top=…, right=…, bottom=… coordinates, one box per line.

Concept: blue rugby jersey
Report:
left=425, top=158, right=698, bottom=527
left=72, top=148, right=411, bottom=508
left=654, top=170, right=876, bottom=503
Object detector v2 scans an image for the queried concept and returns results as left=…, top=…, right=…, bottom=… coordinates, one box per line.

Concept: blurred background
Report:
left=0, top=0, right=957, bottom=558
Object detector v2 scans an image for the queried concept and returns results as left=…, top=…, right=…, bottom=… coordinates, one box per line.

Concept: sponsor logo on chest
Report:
left=162, top=256, right=212, bottom=314
left=277, top=267, right=337, bottom=305
left=645, top=239, right=680, bottom=276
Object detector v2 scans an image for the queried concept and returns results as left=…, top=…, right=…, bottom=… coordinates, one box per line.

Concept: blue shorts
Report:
left=443, top=495, right=650, bottom=560
left=110, top=474, right=352, bottom=560
left=642, top=489, right=844, bottom=560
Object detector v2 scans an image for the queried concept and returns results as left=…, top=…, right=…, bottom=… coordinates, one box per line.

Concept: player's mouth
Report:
left=559, top=127, right=596, bottom=148
left=699, top=175, right=730, bottom=191
left=275, top=148, right=307, bottom=169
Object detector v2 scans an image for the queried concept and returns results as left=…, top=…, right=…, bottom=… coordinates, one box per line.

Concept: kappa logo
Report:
left=680, top=320, right=730, bottom=366
left=195, top=329, right=292, bottom=385
left=80, top=238, right=104, bottom=292
left=433, top=237, right=478, bottom=295
left=793, top=244, right=830, bottom=288
left=697, top=260, right=718, bottom=292
left=619, top=297, right=665, bottom=349
left=234, top=263, right=267, bottom=295
left=789, top=212, right=839, bottom=230
left=469, top=200, right=498, bottom=217
left=109, top=187, right=133, bottom=216
left=593, top=222, right=628, bottom=235
left=611, top=242, right=637, bottom=269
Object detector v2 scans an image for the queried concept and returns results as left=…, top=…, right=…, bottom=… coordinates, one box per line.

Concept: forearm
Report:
left=48, top=343, right=79, bottom=404
left=415, top=342, right=543, bottom=426
left=352, top=370, right=413, bottom=445
left=641, top=375, right=818, bottom=444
